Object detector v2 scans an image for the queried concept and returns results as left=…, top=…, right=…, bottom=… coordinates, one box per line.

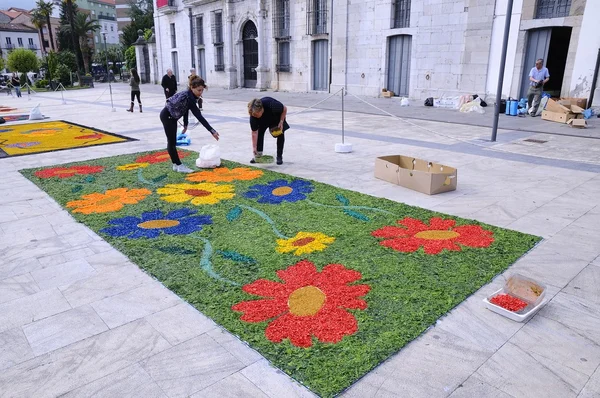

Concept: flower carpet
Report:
left=21, top=149, right=540, bottom=397
left=0, top=121, right=134, bottom=158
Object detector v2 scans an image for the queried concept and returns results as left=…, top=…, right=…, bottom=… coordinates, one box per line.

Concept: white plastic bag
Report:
left=459, top=97, right=485, bottom=114
left=196, top=144, right=221, bottom=168
left=29, top=103, right=43, bottom=120
left=400, top=97, right=410, bottom=107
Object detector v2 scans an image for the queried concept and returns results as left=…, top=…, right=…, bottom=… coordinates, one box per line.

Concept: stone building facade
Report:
left=153, top=0, right=600, bottom=103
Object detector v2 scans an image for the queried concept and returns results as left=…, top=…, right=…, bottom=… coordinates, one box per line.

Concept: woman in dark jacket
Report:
left=160, top=76, right=219, bottom=173
left=161, top=68, right=177, bottom=99
left=127, top=68, right=142, bottom=112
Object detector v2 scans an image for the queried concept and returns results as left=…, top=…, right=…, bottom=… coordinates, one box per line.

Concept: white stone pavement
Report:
left=0, top=83, right=599, bottom=398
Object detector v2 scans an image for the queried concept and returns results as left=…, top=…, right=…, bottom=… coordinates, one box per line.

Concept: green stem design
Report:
left=61, top=179, right=108, bottom=193
left=137, top=169, right=158, bottom=187
left=191, top=235, right=239, bottom=286
left=238, top=204, right=289, bottom=239
left=306, top=199, right=394, bottom=215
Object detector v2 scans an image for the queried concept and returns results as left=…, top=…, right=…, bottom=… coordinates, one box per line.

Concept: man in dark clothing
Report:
left=248, top=97, right=289, bottom=165
left=161, top=69, right=177, bottom=99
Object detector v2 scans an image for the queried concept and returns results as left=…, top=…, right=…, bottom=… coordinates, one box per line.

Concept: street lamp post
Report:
left=102, top=32, right=116, bottom=112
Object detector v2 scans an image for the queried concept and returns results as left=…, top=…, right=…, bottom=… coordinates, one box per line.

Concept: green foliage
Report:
left=56, top=63, right=71, bottom=86
left=121, top=0, right=154, bottom=47
left=35, top=79, right=48, bottom=88
left=20, top=150, right=541, bottom=398
left=0, top=57, right=5, bottom=72
left=124, top=46, right=136, bottom=70
left=7, top=49, right=39, bottom=74
left=57, top=51, right=77, bottom=72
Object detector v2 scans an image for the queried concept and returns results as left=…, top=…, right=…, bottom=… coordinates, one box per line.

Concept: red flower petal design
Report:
left=34, top=165, right=104, bottom=179
left=372, top=217, right=494, bottom=255
left=232, top=260, right=370, bottom=348
left=135, top=150, right=190, bottom=164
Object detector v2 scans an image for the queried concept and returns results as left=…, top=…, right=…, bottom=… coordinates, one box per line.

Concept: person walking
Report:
left=527, top=59, right=550, bottom=116
left=11, top=73, right=21, bottom=98
left=160, top=76, right=220, bottom=173
left=161, top=69, right=177, bottom=99
left=127, top=68, right=142, bottom=112
left=248, top=97, right=289, bottom=165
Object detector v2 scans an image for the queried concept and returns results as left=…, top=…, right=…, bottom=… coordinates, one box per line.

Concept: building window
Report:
left=211, top=10, right=224, bottom=71
left=276, top=40, right=291, bottom=72
left=195, top=15, right=204, bottom=45
left=392, top=0, right=411, bottom=28
left=28, top=38, right=33, bottom=45
left=536, top=0, right=571, bottom=19
left=170, top=23, right=176, bottom=48
left=95, top=36, right=99, bottom=43
left=307, top=0, right=327, bottom=35
left=17, top=38, right=23, bottom=47
left=273, top=0, right=290, bottom=38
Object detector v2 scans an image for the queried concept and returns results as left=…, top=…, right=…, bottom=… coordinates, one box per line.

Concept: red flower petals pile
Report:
left=490, top=294, right=528, bottom=312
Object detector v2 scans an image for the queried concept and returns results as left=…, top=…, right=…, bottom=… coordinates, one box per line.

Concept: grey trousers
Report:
left=527, top=86, right=542, bottom=115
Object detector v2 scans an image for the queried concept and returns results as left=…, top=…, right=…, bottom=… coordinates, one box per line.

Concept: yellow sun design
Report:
left=116, top=163, right=150, bottom=171
left=157, top=183, right=235, bottom=205
left=276, top=232, right=336, bottom=256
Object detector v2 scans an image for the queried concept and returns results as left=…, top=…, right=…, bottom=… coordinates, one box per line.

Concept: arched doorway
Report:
left=242, top=21, right=258, bottom=88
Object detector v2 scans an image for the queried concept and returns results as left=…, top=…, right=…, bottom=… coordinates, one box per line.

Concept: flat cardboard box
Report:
left=559, top=97, right=587, bottom=109
left=541, top=99, right=583, bottom=124
left=382, top=90, right=394, bottom=98
left=542, top=110, right=577, bottom=124
left=567, top=118, right=587, bottom=128
left=375, top=155, right=457, bottom=195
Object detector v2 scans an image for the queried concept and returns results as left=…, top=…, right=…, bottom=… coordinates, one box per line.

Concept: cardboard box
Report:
left=567, top=118, right=587, bottom=128
left=382, top=90, right=394, bottom=98
left=559, top=97, right=587, bottom=109
left=375, top=155, right=457, bottom=195
left=541, top=99, right=583, bottom=124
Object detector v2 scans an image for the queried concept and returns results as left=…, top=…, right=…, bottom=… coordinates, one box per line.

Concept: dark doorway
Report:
left=544, top=27, right=571, bottom=96
left=242, top=21, right=258, bottom=88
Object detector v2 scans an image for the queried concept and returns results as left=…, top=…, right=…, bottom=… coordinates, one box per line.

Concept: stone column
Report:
left=224, top=1, right=237, bottom=88
left=147, top=28, right=157, bottom=84
left=133, top=30, right=149, bottom=83
left=255, top=5, right=270, bottom=90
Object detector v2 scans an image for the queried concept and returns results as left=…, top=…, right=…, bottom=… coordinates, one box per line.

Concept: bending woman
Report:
left=160, top=76, right=219, bottom=173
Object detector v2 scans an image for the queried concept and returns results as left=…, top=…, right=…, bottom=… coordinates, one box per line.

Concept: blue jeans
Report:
left=14, top=86, right=21, bottom=97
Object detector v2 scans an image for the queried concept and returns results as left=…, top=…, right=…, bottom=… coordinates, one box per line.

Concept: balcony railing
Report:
left=98, top=15, right=116, bottom=21
left=5, top=43, right=14, bottom=49
left=28, top=45, right=37, bottom=50
left=536, top=0, right=571, bottom=19
left=158, top=0, right=177, bottom=14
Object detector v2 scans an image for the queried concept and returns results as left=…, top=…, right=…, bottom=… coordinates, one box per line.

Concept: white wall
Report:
left=485, top=0, right=524, bottom=98
left=0, top=30, right=44, bottom=64
left=569, top=0, right=600, bottom=99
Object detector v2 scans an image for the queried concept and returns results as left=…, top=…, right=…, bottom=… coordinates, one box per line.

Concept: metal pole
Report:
left=103, top=33, right=116, bottom=112
left=341, top=87, right=345, bottom=144
left=588, top=48, right=600, bottom=108
left=491, top=0, right=514, bottom=142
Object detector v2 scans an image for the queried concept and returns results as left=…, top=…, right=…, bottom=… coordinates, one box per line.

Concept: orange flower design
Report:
left=232, top=260, right=370, bottom=348
left=187, top=167, right=263, bottom=183
left=66, top=188, right=151, bottom=214
left=135, top=150, right=190, bottom=164
left=372, top=217, right=494, bottom=255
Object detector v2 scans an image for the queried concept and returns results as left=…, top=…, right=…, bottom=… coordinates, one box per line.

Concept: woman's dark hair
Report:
left=131, top=68, right=140, bottom=84
left=189, top=75, right=207, bottom=89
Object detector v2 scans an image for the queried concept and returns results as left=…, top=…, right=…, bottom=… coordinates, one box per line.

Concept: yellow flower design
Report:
left=66, top=188, right=151, bottom=214
left=157, top=183, right=235, bottom=205
left=116, top=163, right=150, bottom=171
left=276, top=232, right=336, bottom=256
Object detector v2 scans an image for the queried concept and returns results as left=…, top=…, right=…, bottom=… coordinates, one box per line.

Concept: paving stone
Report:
left=145, top=302, right=216, bottom=346
left=0, top=273, right=40, bottom=305
left=0, top=288, right=71, bottom=334
left=240, top=359, right=316, bottom=398
left=30, top=258, right=96, bottom=290
left=0, top=327, right=34, bottom=372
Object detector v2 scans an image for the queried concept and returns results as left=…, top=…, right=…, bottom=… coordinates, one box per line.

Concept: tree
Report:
left=57, top=50, right=77, bottom=72
left=58, top=0, right=84, bottom=72
left=93, top=46, right=123, bottom=73
left=0, top=57, right=5, bottom=72
left=30, top=9, right=47, bottom=55
left=7, top=49, right=40, bottom=76
left=60, top=13, right=100, bottom=74
left=124, top=45, right=136, bottom=70
left=34, top=0, right=55, bottom=52
left=121, top=0, right=153, bottom=47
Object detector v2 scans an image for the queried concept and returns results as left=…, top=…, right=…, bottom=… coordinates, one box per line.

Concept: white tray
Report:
left=484, top=288, right=547, bottom=322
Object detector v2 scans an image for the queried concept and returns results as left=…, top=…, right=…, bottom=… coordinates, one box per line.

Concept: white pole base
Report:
left=111, top=108, right=116, bottom=112
left=335, top=143, right=353, bottom=153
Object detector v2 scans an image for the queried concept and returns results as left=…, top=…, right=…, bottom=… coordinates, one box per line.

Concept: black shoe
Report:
left=276, top=157, right=283, bottom=165
left=250, top=158, right=256, bottom=164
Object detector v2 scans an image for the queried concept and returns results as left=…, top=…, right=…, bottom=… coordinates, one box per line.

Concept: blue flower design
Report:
left=244, top=179, right=314, bottom=204
left=100, top=208, right=212, bottom=239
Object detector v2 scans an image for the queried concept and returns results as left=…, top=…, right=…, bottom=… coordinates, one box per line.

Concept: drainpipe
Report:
left=344, top=0, right=349, bottom=92
left=588, top=48, right=600, bottom=108
left=328, top=0, right=333, bottom=93
left=189, top=8, right=195, bottom=69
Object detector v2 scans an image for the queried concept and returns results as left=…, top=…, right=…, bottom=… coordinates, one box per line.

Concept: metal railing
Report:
left=536, top=0, right=571, bottom=19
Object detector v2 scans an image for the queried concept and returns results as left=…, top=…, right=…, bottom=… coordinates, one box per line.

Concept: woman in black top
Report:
left=127, top=69, right=142, bottom=112
left=160, top=76, right=219, bottom=173
left=248, top=97, right=288, bottom=165
left=161, top=68, right=177, bottom=99
left=11, top=73, right=21, bottom=98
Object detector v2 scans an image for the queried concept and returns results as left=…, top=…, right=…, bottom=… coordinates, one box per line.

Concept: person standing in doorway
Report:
left=528, top=59, right=550, bottom=116
left=160, top=76, right=220, bottom=173
left=161, top=69, right=177, bottom=99
left=127, top=68, right=142, bottom=112
left=11, top=73, right=21, bottom=98
left=248, top=97, right=289, bottom=165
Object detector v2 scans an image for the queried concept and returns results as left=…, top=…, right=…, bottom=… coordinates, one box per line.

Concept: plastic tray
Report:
left=505, top=273, right=546, bottom=306
left=484, top=288, right=546, bottom=322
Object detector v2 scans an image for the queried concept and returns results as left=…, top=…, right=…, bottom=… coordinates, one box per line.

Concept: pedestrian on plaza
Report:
left=127, top=68, right=142, bottom=113
left=161, top=68, right=177, bottom=99
left=527, top=59, right=550, bottom=116
left=160, top=76, right=219, bottom=173
left=248, top=97, right=289, bottom=165
left=11, top=73, right=21, bottom=98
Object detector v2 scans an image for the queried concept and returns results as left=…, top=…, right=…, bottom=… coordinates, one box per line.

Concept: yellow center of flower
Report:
left=292, top=237, right=315, bottom=247
left=414, top=230, right=460, bottom=240
left=288, top=286, right=326, bottom=317
left=96, top=196, right=119, bottom=206
left=272, top=186, right=293, bottom=196
left=185, top=189, right=211, bottom=197
left=138, top=220, right=180, bottom=229
left=157, top=154, right=170, bottom=160
left=55, top=169, right=76, bottom=174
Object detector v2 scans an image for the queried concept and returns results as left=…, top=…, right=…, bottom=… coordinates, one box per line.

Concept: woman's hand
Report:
left=182, top=126, right=187, bottom=134
left=277, top=120, right=284, bottom=130
left=212, top=131, right=220, bottom=141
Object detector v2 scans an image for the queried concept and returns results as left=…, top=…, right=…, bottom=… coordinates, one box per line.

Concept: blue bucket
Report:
left=510, top=100, right=519, bottom=116
left=505, top=99, right=511, bottom=115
